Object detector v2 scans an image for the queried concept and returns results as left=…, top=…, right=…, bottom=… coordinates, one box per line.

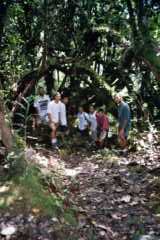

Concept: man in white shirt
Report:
left=60, top=95, right=69, bottom=133
left=33, top=87, right=50, bottom=128
left=47, top=92, right=61, bottom=147
left=88, top=106, right=97, bottom=142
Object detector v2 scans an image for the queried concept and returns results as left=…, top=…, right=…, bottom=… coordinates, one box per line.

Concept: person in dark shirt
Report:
left=114, top=94, right=131, bottom=148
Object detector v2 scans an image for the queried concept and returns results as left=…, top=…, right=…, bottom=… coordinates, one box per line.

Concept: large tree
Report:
left=0, top=0, right=159, bottom=121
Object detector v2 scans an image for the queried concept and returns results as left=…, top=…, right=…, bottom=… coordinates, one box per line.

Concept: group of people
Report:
left=77, top=106, right=109, bottom=147
left=33, top=86, right=131, bottom=150
left=33, top=87, right=68, bottom=147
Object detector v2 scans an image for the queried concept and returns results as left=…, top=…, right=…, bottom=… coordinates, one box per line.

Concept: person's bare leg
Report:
left=50, top=123, right=58, bottom=146
left=119, top=137, right=127, bottom=148
left=118, top=128, right=127, bottom=149
left=32, top=115, right=40, bottom=129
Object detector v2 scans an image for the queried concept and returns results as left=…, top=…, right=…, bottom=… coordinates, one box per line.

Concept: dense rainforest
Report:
left=0, top=0, right=159, bottom=120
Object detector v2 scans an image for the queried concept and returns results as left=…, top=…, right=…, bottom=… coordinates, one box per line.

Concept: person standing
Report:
left=60, top=95, right=69, bottom=132
left=47, top=92, right=61, bottom=148
left=96, top=108, right=109, bottom=147
left=59, top=95, right=69, bottom=141
left=114, top=94, right=131, bottom=148
left=33, top=87, right=50, bottom=128
left=88, top=106, right=97, bottom=142
left=77, top=106, right=89, bottom=136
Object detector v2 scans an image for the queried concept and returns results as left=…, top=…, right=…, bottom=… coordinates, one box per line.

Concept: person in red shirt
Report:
left=96, top=108, right=109, bottom=147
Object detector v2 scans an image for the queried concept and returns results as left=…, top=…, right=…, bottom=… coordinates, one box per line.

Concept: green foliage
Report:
left=0, top=0, right=159, bottom=123
left=6, top=134, right=26, bottom=178
left=3, top=132, right=75, bottom=218
left=14, top=96, right=33, bottom=141
left=63, top=209, right=77, bottom=225
left=19, top=165, right=63, bottom=216
left=0, top=202, right=8, bottom=210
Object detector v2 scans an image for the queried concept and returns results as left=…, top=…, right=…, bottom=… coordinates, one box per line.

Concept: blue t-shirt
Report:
left=118, top=101, right=131, bottom=129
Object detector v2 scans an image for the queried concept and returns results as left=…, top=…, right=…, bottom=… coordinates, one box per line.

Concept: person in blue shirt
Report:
left=114, top=94, right=131, bottom=148
left=77, top=106, right=89, bottom=136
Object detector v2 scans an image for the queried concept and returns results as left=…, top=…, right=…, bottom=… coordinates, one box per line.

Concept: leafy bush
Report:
left=19, top=165, right=64, bottom=216
left=5, top=134, right=27, bottom=178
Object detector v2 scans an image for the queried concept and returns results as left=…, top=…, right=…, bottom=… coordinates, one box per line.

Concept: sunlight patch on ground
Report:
left=64, top=168, right=82, bottom=177
left=0, top=185, right=10, bottom=193
left=64, top=162, right=99, bottom=177
left=0, top=184, right=21, bottom=209
left=1, top=225, right=17, bottom=236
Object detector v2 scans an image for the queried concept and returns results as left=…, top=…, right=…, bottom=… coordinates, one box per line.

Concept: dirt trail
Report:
left=1, top=145, right=160, bottom=240
left=62, top=148, right=160, bottom=240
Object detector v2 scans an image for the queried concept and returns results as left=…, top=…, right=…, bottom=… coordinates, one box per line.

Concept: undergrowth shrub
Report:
left=5, top=134, right=27, bottom=178
left=4, top=135, right=76, bottom=221
left=19, top=165, right=64, bottom=216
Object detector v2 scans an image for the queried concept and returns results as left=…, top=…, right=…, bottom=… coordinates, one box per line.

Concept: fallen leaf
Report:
left=1, top=226, right=17, bottom=236
left=111, top=213, right=121, bottom=220
left=32, top=208, right=40, bottom=214
left=99, top=230, right=106, bottom=236
left=121, top=195, right=131, bottom=203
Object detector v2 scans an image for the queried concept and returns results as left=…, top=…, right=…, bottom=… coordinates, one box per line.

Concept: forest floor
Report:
left=0, top=133, right=160, bottom=240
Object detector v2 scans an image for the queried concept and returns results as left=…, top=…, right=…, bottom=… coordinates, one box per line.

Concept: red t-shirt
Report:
left=96, top=113, right=109, bottom=131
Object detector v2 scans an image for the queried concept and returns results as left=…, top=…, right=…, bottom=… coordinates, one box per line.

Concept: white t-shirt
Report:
left=60, top=102, right=67, bottom=126
left=47, top=100, right=61, bottom=123
left=89, top=112, right=97, bottom=131
left=34, top=95, right=50, bottom=121
left=77, top=112, right=89, bottom=130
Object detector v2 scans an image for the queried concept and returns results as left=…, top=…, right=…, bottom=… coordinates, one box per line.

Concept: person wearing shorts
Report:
left=77, top=106, right=89, bottom=136
left=114, top=94, right=131, bottom=148
left=33, top=87, right=50, bottom=129
left=88, top=106, right=97, bottom=142
left=47, top=92, right=61, bottom=148
left=96, top=108, right=109, bottom=147
left=60, top=95, right=69, bottom=135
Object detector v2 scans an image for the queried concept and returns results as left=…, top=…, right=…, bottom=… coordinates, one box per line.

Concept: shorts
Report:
left=33, top=114, right=48, bottom=124
left=59, top=125, right=68, bottom=132
left=124, top=125, right=130, bottom=139
left=78, top=128, right=89, bottom=137
left=119, top=122, right=131, bottom=139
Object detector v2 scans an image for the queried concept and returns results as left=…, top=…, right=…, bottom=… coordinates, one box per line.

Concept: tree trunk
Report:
left=45, top=69, right=54, bottom=97
left=0, top=98, right=12, bottom=151
left=126, top=0, right=160, bottom=80
left=0, top=1, right=12, bottom=44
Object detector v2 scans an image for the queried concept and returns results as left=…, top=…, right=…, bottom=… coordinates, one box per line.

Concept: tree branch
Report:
left=126, top=0, right=139, bottom=40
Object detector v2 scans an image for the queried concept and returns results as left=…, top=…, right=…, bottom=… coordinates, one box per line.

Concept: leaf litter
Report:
left=1, top=135, right=160, bottom=239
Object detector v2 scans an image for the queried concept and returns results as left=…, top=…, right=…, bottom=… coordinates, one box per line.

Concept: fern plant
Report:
left=14, top=96, right=33, bottom=143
